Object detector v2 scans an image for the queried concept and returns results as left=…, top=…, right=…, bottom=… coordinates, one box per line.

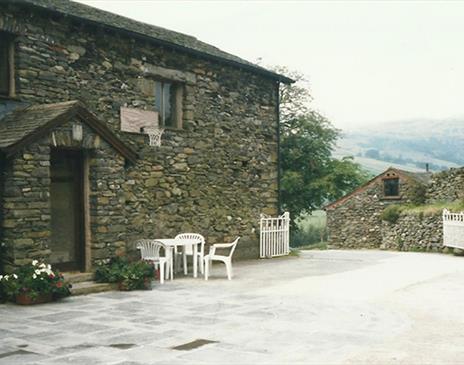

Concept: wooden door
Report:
left=49, top=149, right=85, bottom=271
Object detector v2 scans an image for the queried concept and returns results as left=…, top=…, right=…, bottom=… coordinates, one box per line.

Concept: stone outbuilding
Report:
left=0, top=0, right=292, bottom=272
left=325, top=167, right=432, bottom=249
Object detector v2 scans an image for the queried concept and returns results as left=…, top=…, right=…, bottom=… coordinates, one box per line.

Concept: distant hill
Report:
left=334, top=118, right=464, bottom=174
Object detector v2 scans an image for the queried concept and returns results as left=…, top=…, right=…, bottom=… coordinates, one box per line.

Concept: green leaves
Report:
left=275, top=66, right=369, bottom=221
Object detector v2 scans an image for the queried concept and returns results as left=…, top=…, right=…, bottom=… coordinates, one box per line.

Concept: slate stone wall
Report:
left=425, top=167, right=464, bottom=203
left=380, top=213, right=446, bottom=253
left=326, top=173, right=418, bottom=248
left=0, top=4, right=279, bottom=266
left=2, top=143, right=51, bottom=268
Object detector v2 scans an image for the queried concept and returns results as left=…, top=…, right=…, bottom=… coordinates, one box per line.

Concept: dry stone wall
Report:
left=0, top=4, right=279, bottom=266
left=426, top=167, right=464, bottom=203
left=380, top=213, right=446, bottom=252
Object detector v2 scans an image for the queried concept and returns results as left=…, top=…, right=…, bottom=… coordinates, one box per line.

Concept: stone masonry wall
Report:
left=380, top=212, right=446, bottom=253
left=2, top=143, right=52, bottom=267
left=326, top=172, right=419, bottom=249
left=0, top=4, right=279, bottom=263
left=426, top=167, right=464, bottom=203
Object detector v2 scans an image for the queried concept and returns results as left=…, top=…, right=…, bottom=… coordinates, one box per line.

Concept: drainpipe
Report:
left=0, top=154, right=4, bottom=273
left=276, top=81, right=281, bottom=215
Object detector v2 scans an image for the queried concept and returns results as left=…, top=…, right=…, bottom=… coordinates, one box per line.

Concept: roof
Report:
left=0, top=101, right=138, bottom=163
left=7, top=0, right=293, bottom=84
left=324, top=167, right=432, bottom=210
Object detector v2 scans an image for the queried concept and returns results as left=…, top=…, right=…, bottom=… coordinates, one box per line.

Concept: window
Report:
left=0, top=32, right=14, bottom=97
left=154, top=81, right=182, bottom=128
left=384, top=178, right=399, bottom=197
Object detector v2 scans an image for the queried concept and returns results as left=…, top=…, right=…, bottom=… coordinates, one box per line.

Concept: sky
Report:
left=77, top=0, right=464, bottom=129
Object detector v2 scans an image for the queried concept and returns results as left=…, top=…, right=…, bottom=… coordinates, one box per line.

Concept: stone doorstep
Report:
left=63, top=271, right=94, bottom=284
left=64, top=272, right=117, bottom=296
left=70, top=281, right=117, bottom=296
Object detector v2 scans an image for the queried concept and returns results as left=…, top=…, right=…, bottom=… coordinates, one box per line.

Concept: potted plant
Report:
left=0, top=260, right=71, bottom=305
left=95, top=257, right=154, bottom=291
left=118, top=260, right=154, bottom=291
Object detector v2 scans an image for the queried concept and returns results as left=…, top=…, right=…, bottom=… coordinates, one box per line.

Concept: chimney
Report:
left=425, top=163, right=429, bottom=172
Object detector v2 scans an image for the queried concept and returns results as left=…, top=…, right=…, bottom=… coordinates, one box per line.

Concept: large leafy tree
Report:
left=276, top=67, right=369, bottom=220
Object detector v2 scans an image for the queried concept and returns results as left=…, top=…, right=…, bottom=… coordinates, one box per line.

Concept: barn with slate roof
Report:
left=0, top=0, right=292, bottom=272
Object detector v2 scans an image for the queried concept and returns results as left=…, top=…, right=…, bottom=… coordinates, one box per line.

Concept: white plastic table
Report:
left=154, top=238, right=201, bottom=279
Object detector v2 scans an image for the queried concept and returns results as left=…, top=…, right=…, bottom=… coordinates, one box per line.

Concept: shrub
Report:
left=95, top=257, right=154, bottom=291
left=381, top=205, right=405, bottom=224
left=119, top=261, right=154, bottom=290
left=408, top=182, right=427, bottom=205
left=95, top=256, right=128, bottom=283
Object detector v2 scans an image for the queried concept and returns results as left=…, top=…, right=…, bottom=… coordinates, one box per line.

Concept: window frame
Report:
left=383, top=177, right=400, bottom=198
left=154, top=80, right=183, bottom=129
left=0, top=32, right=15, bottom=98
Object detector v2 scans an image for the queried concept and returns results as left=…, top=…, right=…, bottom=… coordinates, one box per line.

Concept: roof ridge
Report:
left=9, top=0, right=293, bottom=83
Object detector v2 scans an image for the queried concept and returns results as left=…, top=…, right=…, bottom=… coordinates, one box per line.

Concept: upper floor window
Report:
left=384, top=178, right=399, bottom=197
left=0, top=32, right=14, bottom=97
left=154, top=80, right=183, bottom=128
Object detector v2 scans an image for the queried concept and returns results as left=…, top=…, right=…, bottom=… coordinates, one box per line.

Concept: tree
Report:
left=275, top=66, right=369, bottom=220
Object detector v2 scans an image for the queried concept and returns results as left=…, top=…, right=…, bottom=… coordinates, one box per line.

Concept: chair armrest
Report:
left=212, top=243, right=235, bottom=249
left=208, top=242, right=234, bottom=256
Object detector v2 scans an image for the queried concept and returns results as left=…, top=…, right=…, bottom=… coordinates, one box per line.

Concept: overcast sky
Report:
left=77, top=0, right=464, bottom=129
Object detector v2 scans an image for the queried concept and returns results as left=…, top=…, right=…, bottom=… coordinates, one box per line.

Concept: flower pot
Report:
left=143, top=277, right=152, bottom=290
left=15, top=292, right=53, bottom=305
left=118, top=281, right=130, bottom=291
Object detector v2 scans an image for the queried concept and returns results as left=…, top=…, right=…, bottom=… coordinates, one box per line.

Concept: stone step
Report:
left=70, top=281, right=116, bottom=296
left=63, top=272, right=94, bottom=284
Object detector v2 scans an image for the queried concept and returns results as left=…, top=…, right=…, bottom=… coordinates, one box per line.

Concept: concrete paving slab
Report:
left=1, top=250, right=464, bottom=364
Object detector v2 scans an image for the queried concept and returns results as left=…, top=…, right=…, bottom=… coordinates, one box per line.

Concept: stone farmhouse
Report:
left=0, top=0, right=292, bottom=272
left=326, top=166, right=464, bottom=252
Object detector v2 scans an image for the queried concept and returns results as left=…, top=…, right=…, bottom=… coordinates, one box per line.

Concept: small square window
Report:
left=154, top=81, right=183, bottom=128
left=0, top=32, right=14, bottom=97
left=384, top=178, right=399, bottom=197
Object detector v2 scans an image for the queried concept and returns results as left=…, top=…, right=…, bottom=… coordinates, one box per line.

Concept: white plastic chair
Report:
left=174, top=233, right=206, bottom=275
left=204, top=237, right=240, bottom=280
left=136, top=240, right=172, bottom=284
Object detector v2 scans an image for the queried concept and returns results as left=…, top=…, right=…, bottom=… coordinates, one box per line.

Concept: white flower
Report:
left=4, top=275, right=9, bottom=281
left=47, top=265, right=51, bottom=270
left=12, top=274, right=18, bottom=279
left=0, top=275, right=3, bottom=280
left=35, top=269, right=41, bottom=275
left=39, top=263, right=46, bottom=269
left=32, top=274, right=37, bottom=279
left=32, top=260, right=38, bottom=266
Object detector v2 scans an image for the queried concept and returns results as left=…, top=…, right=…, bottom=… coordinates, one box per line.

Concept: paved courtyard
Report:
left=1, top=250, right=464, bottom=365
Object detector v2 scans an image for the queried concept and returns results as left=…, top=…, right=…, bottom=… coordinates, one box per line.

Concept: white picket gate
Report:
left=260, top=212, right=290, bottom=258
left=443, top=209, right=464, bottom=249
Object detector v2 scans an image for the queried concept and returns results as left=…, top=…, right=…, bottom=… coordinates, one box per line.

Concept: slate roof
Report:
left=7, top=0, right=293, bottom=84
left=0, top=100, right=138, bottom=162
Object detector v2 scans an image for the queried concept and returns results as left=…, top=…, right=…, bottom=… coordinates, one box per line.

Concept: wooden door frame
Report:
left=50, top=148, right=87, bottom=272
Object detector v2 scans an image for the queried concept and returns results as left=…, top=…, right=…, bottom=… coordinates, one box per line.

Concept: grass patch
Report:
left=403, top=200, right=464, bottom=216
left=381, top=200, right=464, bottom=223
left=298, top=242, right=328, bottom=250
left=291, top=210, right=327, bottom=247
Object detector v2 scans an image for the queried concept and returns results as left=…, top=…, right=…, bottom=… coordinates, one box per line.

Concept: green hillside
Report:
left=334, top=118, right=464, bottom=174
